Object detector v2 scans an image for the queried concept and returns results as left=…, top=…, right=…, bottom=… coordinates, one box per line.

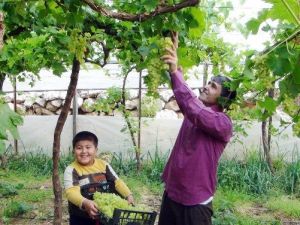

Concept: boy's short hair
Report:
left=72, top=131, right=98, bottom=148
left=211, top=75, right=237, bottom=110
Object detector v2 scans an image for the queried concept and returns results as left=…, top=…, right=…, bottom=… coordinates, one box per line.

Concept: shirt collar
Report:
left=209, top=104, right=223, bottom=112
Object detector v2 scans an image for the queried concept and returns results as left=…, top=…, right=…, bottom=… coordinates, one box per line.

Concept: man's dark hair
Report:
left=211, top=75, right=237, bottom=110
left=72, top=131, right=98, bottom=148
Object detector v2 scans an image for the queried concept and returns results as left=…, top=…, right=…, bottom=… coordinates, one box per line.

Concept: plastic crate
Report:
left=82, top=181, right=117, bottom=200
left=98, top=208, right=157, bottom=225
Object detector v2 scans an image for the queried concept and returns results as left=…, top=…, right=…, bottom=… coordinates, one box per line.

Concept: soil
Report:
left=0, top=181, right=162, bottom=225
left=2, top=181, right=300, bottom=225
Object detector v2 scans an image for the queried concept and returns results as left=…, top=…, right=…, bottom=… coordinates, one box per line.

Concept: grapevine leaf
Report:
left=0, top=103, right=23, bottom=140
left=292, top=72, right=300, bottom=84
left=266, top=48, right=293, bottom=76
left=141, top=0, right=157, bottom=11
left=245, top=11, right=268, bottom=35
left=178, top=47, right=199, bottom=69
left=265, top=0, right=300, bottom=24
left=188, top=8, right=206, bottom=39
left=293, top=114, right=300, bottom=123
left=242, top=58, right=255, bottom=79
left=0, top=140, right=5, bottom=155
left=246, top=19, right=261, bottom=35
left=292, top=54, right=300, bottom=82
left=137, top=45, right=150, bottom=58
left=257, top=96, right=277, bottom=113
left=279, top=76, right=300, bottom=97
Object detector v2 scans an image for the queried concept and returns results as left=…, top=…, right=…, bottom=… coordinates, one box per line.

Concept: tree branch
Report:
left=52, top=58, right=80, bottom=225
left=261, top=28, right=300, bottom=56
left=121, top=66, right=138, bottom=149
left=276, top=107, right=300, bottom=135
left=82, top=0, right=200, bottom=22
left=84, top=41, right=111, bottom=67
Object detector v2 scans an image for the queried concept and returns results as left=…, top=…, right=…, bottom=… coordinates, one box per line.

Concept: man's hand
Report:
left=82, top=198, right=99, bottom=219
left=161, top=31, right=178, bottom=73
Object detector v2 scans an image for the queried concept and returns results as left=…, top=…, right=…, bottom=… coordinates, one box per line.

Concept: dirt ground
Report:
left=0, top=183, right=162, bottom=225
left=1, top=180, right=300, bottom=225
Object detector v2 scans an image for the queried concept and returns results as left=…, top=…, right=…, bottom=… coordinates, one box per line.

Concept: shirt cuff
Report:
left=79, top=197, right=86, bottom=210
left=170, top=68, right=185, bottom=84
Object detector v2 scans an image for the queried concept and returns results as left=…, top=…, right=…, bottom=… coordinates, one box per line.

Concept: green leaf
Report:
left=292, top=54, right=300, bottom=82
left=245, top=10, right=268, bottom=35
left=137, top=45, right=150, bottom=58
left=142, top=0, right=157, bottom=11
left=292, top=71, right=300, bottom=84
left=178, top=47, right=199, bottom=69
left=279, top=76, right=300, bottom=97
left=246, top=19, right=261, bottom=35
left=258, top=97, right=277, bottom=113
left=266, top=0, right=300, bottom=24
left=188, top=8, right=206, bottom=39
left=0, top=103, right=23, bottom=141
left=266, top=51, right=293, bottom=76
left=0, top=140, right=5, bottom=155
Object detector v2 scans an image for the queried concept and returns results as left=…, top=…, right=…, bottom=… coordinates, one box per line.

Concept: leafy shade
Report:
left=0, top=99, right=23, bottom=154
left=246, top=0, right=300, bottom=35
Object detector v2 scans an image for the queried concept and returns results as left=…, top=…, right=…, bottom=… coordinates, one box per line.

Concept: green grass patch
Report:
left=0, top=182, right=21, bottom=198
left=215, top=188, right=255, bottom=205
left=5, top=151, right=73, bottom=176
left=266, top=196, right=300, bottom=218
left=20, top=189, right=53, bottom=203
left=0, top=170, right=54, bottom=223
left=235, top=214, right=280, bottom=225
left=3, top=201, right=32, bottom=218
left=1, top=150, right=300, bottom=225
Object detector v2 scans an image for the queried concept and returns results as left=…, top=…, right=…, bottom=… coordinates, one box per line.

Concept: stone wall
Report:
left=4, top=89, right=200, bottom=119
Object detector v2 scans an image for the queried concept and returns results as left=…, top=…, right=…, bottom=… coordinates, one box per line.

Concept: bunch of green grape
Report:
left=93, top=192, right=148, bottom=219
left=253, top=56, right=273, bottom=90
left=144, top=37, right=174, bottom=97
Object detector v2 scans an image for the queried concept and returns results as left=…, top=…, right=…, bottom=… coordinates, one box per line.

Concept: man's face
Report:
left=199, top=80, right=222, bottom=106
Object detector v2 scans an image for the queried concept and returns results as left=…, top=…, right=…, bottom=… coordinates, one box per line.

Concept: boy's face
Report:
left=74, top=140, right=97, bottom=166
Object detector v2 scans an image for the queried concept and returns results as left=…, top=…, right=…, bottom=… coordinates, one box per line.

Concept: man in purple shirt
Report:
left=158, top=32, right=237, bottom=225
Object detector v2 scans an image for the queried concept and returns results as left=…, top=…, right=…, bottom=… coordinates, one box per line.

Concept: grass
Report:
left=0, top=170, right=55, bottom=224
left=21, top=189, right=53, bottom=203
left=4, top=150, right=73, bottom=176
left=0, top=150, right=299, bottom=225
left=266, top=196, right=300, bottom=218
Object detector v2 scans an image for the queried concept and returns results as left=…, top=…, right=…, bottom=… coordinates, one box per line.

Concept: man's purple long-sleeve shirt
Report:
left=161, top=69, right=233, bottom=206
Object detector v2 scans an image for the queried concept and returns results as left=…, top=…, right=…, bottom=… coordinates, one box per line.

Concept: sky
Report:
left=221, top=0, right=272, bottom=51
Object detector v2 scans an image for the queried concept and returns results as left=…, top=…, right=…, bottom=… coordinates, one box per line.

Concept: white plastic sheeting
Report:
left=8, top=116, right=180, bottom=155
left=7, top=115, right=300, bottom=161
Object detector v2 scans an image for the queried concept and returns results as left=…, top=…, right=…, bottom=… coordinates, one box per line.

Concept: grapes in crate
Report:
left=93, top=192, right=147, bottom=219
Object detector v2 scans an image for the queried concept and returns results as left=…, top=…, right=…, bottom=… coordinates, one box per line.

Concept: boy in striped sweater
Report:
left=64, top=131, right=134, bottom=225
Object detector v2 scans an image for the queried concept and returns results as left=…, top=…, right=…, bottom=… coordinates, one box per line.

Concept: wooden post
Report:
left=138, top=72, right=142, bottom=150
left=72, top=88, right=78, bottom=137
left=203, top=62, right=208, bottom=87
left=137, top=71, right=142, bottom=170
left=13, top=77, right=18, bottom=154
left=0, top=12, right=4, bottom=50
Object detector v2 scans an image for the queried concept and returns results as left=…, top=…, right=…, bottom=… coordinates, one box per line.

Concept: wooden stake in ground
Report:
left=0, top=12, right=4, bottom=49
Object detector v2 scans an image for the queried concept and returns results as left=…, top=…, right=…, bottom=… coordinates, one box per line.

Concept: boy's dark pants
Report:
left=158, top=191, right=213, bottom=225
left=69, top=214, right=100, bottom=225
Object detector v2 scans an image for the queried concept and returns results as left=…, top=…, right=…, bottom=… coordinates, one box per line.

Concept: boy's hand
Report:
left=82, top=198, right=99, bottom=219
left=126, top=194, right=135, bottom=205
left=161, top=31, right=178, bottom=73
